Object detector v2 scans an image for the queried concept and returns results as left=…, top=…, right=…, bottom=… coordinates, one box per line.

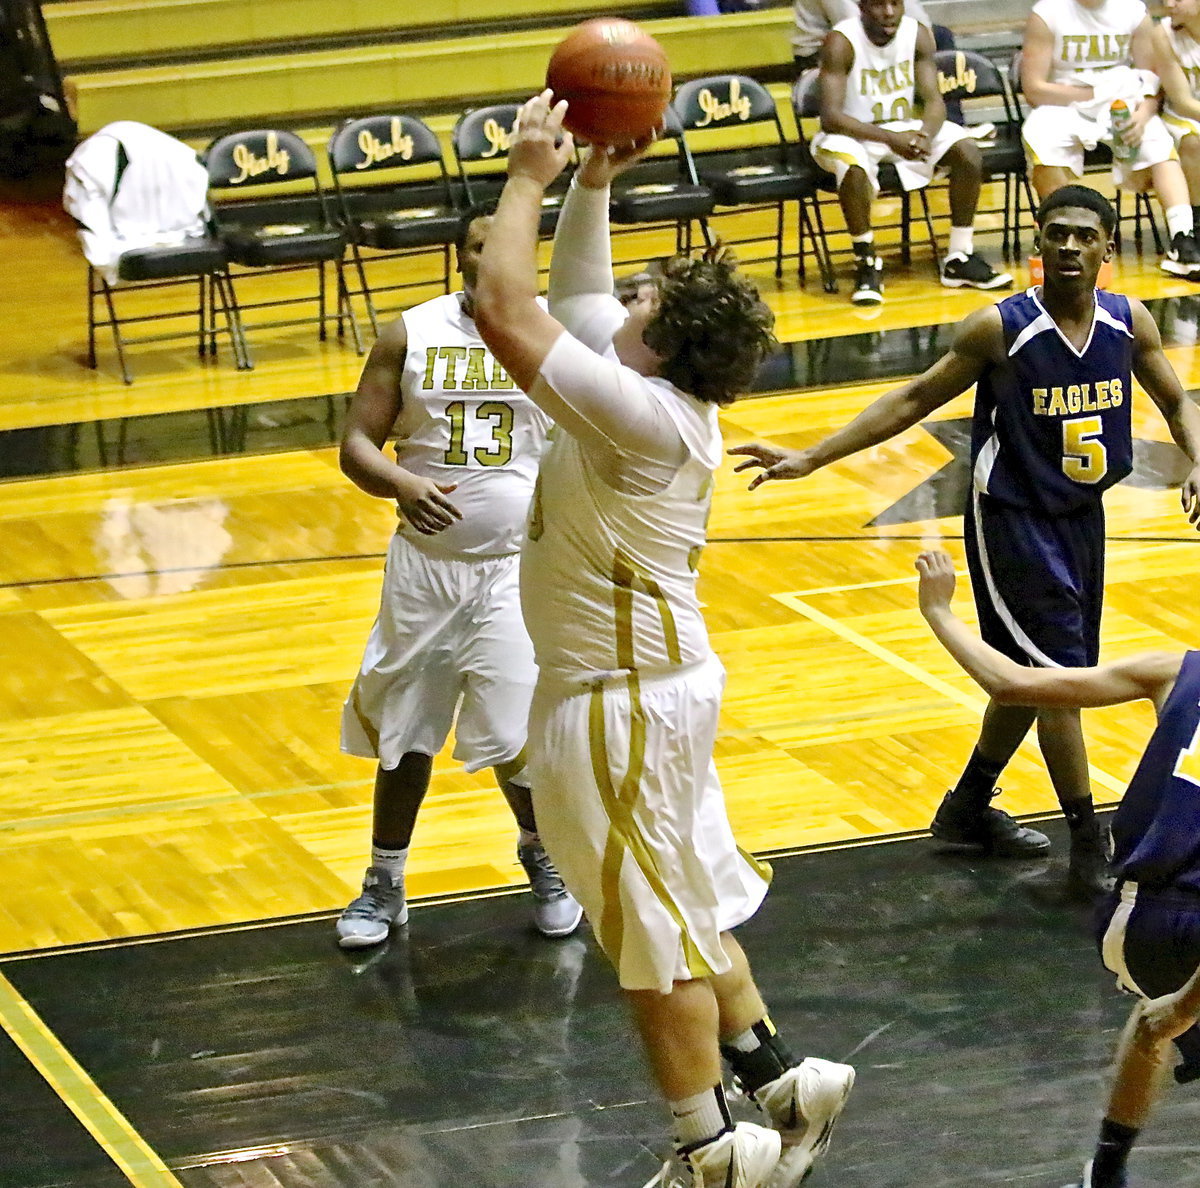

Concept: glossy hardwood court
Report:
left=3, top=188, right=1200, bottom=956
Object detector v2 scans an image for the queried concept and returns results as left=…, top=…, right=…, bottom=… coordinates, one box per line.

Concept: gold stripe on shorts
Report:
left=737, top=844, right=774, bottom=886
left=587, top=677, right=716, bottom=982
left=351, top=686, right=381, bottom=754
left=494, top=746, right=528, bottom=785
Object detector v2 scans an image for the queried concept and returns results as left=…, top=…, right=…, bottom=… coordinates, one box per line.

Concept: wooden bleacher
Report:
left=49, top=3, right=797, bottom=139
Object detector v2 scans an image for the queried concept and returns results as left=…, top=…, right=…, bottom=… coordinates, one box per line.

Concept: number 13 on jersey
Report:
left=443, top=400, right=515, bottom=467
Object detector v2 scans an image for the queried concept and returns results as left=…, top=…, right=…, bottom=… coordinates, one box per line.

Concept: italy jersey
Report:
left=395, top=292, right=552, bottom=558
left=1033, top=0, right=1145, bottom=87
left=1112, top=651, right=1200, bottom=894
left=971, top=288, right=1134, bottom=514
left=831, top=14, right=921, bottom=125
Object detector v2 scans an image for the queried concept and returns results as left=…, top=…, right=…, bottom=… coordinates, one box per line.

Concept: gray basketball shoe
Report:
left=517, top=841, right=583, bottom=938
left=335, top=866, right=407, bottom=948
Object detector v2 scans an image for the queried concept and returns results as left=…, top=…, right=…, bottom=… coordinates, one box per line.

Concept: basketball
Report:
left=545, top=19, right=672, bottom=145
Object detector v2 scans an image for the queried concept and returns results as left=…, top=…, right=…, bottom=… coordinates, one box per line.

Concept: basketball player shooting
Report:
left=733, top=185, right=1200, bottom=902
left=473, top=87, right=855, bottom=1188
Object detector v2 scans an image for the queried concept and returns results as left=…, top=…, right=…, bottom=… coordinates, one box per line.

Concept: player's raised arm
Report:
left=474, top=91, right=574, bottom=394
left=730, top=304, right=1001, bottom=489
left=916, top=550, right=1184, bottom=710
left=1128, top=297, right=1200, bottom=525
left=340, top=319, right=462, bottom=534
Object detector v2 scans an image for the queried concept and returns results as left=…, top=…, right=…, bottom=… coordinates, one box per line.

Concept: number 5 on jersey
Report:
left=1062, top=415, right=1108, bottom=484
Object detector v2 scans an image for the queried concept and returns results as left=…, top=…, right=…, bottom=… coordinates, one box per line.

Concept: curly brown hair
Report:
left=641, top=250, right=776, bottom=406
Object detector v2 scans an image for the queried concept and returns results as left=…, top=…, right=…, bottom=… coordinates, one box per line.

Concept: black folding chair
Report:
left=205, top=128, right=358, bottom=356
left=673, top=73, right=835, bottom=291
left=327, top=114, right=461, bottom=338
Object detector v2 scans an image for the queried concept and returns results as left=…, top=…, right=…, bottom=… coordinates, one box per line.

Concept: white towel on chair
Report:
left=64, top=121, right=209, bottom=283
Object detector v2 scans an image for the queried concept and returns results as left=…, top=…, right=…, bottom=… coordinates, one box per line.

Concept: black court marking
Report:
left=0, top=532, right=1196, bottom=594
left=0, top=1026, right=130, bottom=1188
left=6, top=294, right=1200, bottom=483
left=3, top=820, right=1199, bottom=1188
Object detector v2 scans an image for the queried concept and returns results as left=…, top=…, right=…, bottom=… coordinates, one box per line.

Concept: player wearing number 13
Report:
left=732, top=185, right=1200, bottom=900
left=335, top=202, right=581, bottom=947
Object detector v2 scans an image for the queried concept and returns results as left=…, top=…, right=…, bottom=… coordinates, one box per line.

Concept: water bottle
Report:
left=1110, top=99, right=1136, bottom=163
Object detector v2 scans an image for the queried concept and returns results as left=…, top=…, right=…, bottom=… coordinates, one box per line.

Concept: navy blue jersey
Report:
left=971, top=289, right=1135, bottom=514
left=1112, top=651, right=1200, bottom=894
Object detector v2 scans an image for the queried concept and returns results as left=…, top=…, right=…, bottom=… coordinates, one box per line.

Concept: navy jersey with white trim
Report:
left=970, top=289, right=1135, bottom=514
left=1112, top=650, right=1200, bottom=894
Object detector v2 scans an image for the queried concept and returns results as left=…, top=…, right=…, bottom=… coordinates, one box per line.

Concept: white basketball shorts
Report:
left=810, top=119, right=972, bottom=194
left=526, top=653, right=771, bottom=993
left=1022, top=104, right=1177, bottom=185
left=340, top=533, right=535, bottom=775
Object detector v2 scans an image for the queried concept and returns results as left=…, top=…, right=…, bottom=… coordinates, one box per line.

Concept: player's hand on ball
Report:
left=509, top=90, right=575, bottom=187
left=915, top=550, right=957, bottom=614
left=394, top=473, right=462, bottom=535
left=577, top=131, right=659, bottom=189
left=728, top=442, right=815, bottom=489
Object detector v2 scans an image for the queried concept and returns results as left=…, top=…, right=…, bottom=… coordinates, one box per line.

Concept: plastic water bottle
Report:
left=1110, top=99, right=1136, bottom=163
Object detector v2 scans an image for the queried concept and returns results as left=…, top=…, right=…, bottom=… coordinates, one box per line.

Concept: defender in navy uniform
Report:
left=732, top=185, right=1200, bottom=897
left=915, top=548, right=1200, bottom=1188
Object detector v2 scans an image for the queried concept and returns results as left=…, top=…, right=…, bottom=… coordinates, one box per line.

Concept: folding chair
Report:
left=673, top=73, right=835, bottom=291
left=935, top=49, right=1037, bottom=260
left=327, top=114, right=461, bottom=338
left=608, top=108, right=715, bottom=261
left=66, top=121, right=249, bottom=385
left=205, top=128, right=358, bottom=355
left=452, top=104, right=572, bottom=235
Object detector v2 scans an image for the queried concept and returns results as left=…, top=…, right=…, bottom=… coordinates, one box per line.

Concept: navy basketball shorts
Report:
left=1096, top=885, right=1200, bottom=1084
left=964, top=491, right=1104, bottom=668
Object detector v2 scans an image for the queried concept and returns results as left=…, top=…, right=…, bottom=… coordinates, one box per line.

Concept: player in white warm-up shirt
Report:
left=1154, top=0, right=1200, bottom=238
left=812, top=0, right=1011, bottom=306
left=335, top=203, right=582, bottom=949
left=472, top=91, right=856, bottom=1188
left=1021, top=0, right=1200, bottom=276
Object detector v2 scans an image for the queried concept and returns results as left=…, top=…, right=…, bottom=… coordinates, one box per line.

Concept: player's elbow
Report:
left=989, top=678, right=1031, bottom=706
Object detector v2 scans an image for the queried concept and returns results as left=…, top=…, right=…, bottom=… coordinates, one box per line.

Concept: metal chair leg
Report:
left=100, top=277, right=133, bottom=385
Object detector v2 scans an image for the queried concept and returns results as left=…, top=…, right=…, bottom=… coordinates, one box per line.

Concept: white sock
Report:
left=670, top=1085, right=733, bottom=1151
left=948, top=225, right=974, bottom=258
left=518, top=828, right=540, bottom=848
left=1166, top=204, right=1194, bottom=240
left=371, top=844, right=408, bottom=882
left=851, top=231, right=874, bottom=255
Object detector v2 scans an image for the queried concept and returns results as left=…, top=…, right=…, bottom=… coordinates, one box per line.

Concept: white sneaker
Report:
left=751, top=1058, right=856, bottom=1188
left=335, top=866, right=407, bottom=948
left=643, top=1122, right=782, bottom=1188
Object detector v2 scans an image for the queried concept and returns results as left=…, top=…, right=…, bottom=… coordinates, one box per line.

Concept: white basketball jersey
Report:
left=832, top=14, right=920, bottom=125
left=1033, top=0, right=1145, bottom=86
left=521, top=380, right=719, bottom=685
left=396, top=292, right=551, bottom=558
left=1161, top=17, right=1200, bottom=109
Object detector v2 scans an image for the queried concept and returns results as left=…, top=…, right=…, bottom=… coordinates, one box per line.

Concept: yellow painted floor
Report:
left=2, top=186, right=1199, bottom=954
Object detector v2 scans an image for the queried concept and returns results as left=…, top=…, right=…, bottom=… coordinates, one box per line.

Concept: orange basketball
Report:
left=546, top=19, right=671, bottom=145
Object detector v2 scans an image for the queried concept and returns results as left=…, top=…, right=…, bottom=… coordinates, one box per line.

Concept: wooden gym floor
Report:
left=1, top=186, right=1199, bottom=1186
